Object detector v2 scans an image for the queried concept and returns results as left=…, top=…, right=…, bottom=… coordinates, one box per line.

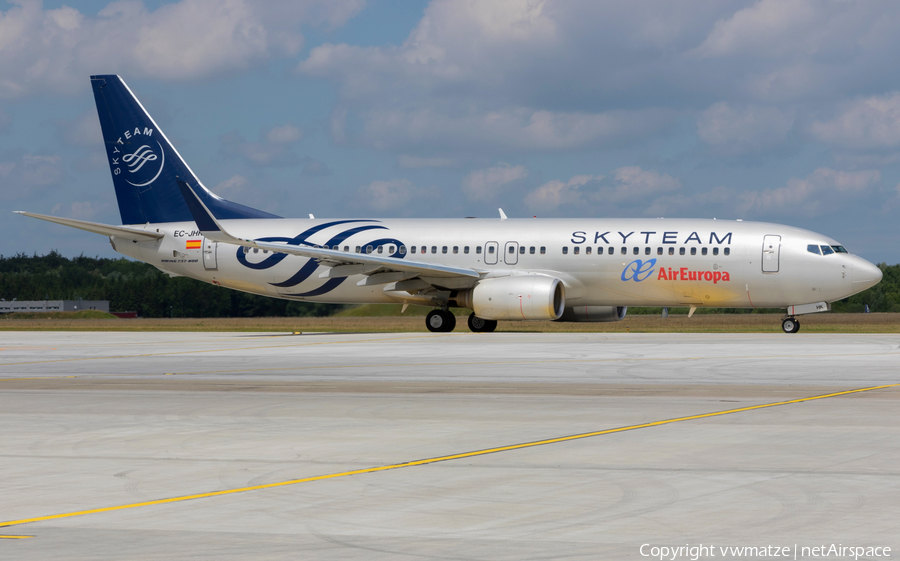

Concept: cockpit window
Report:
left=820, top=245, right=834, bottom=255
left=807, top=244, right=820, bottom=255
left=832, top=245, right=848, bottom=254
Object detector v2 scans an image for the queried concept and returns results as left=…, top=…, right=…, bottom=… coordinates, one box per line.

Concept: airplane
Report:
left=16, top=75, right=883, bottom=334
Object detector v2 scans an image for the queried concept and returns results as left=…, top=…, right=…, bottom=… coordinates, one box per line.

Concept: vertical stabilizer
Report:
left=90, top=75, right=279, bottom=224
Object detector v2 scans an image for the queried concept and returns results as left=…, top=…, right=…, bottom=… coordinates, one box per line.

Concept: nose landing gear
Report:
left=782, top=316, right=800, bottom=334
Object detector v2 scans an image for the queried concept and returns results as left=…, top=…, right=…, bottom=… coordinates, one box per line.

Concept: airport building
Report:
left=0, top=299, right=109, bottom=314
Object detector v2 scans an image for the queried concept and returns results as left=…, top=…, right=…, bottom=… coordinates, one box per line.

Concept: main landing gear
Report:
left=467, top=312, right=497, bottom=333
left=426, top=309, right=456, bottom=332
left=782, top=316, right=800, bottom=334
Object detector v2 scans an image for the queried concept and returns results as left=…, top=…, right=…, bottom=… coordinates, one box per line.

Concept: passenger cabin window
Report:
left=344, top=246, right=350, bottom=252
left=712, top=247, right=719, bottom=256
left=389, top=245, right=395, bottom=253
left=377, top=246, right=383, bottom=254
left=657, top=247, right=663, bottom=255
left=442, top=246, right=448, bottom=254
left=411, top=246, right=416, bottom=254
left=540, top=246, right=546, bottom=254
left=598, top=247, right=604, bottom=255
left=432, top=246, right=438, bottom=254
left=509, top=246, right=515, bottom=254
left=453, top=246, right=458, bottom=254
left=633, top=247, right=639, bottom=255
left=621, top=247, right=627, bottom=255
left=400, top=246, right=406, bottom=255
left=366, top=245, right=373, bottom=254
left=488, top=246, right=494, bottom=254
left=464, top=246, right=470, bottom=254
left=530, top=246, right=535, bottom=254
left=724, top=248, right=730, bottom=256
left=701, top=247, right=707, bottom=256
left=355, top=246, right=361, bottom=253
left=519, top=246, right=525, bottom=254
left=820, top=245, right=834, bottom=255
left=690, top=247, right=697, bottom=256
left=476, top=246, right=482, bottom=254
left=585, top=247, right=592, bottom=255
left=573, top=247, right=580, bottom=255
left=644, top=247, right=651, bottom=255
left=562, top=247, right=569, bottom=254
left=679, top=247, right=685, bottom=255
left=668, top=247, right=675, bottom=255
left=420, top=246, right=426, bottom=254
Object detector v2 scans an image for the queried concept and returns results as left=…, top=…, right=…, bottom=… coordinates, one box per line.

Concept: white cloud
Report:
left=461, top=163, right=527, bottom=201
left=603, top=166, right=681, bottom=203
left=50, top=200, right=112, bottom=221
left=736, top=168, right=881, bottom=217
left=219, top=123, right=303, bottom=166
left=0, top=0, right=366, bottom=98
left=355, top=179, right=433, bottom=212
left=524, top=174, right=599, bottom=211
left=810, top=93, right=900, bottom=150
left=0, top=153, right=64, bottom=199
left=697, top=102, right=794, bottom=154
left=212, top=174, right=251, bottom=199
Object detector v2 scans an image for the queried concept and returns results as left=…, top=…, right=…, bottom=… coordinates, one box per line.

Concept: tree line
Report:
left=0, top=252, right=895, bottom=317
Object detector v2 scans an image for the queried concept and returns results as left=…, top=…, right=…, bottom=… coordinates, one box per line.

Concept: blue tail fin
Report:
left=90, top=75, right=279, bottom=224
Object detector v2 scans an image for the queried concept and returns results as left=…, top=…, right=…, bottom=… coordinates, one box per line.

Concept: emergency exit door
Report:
left=504, top=241, right=519, bottom=265
left=762, top=235, right=780, bottom=273
left=203, top=238, right=218, bottom=270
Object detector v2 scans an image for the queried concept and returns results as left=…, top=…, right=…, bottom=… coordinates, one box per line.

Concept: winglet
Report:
left=498, top=208, right=508, bottom=221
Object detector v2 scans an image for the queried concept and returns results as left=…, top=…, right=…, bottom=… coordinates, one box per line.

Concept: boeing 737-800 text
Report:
left=16, top=76, right=883, bottom=333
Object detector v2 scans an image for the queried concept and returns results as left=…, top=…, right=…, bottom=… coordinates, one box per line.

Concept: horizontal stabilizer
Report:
left=14, top=211, right=163, bottom=242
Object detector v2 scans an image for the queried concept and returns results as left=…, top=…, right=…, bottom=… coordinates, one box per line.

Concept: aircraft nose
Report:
left=852, top=259, right=883, bottom=291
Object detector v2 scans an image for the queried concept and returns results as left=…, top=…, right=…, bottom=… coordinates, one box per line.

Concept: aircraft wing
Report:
left=14, top=211, right=164, bottom=242
left=176, top=180, right=481, bottom=280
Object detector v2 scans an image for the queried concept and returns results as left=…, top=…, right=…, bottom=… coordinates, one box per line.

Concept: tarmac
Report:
left=0, top=331, right=898, bottom=560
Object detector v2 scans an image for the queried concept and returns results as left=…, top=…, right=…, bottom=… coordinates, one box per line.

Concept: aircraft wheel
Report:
left=782, top=317, right=800, bottom=334
left=467, top=312, right=493, bottom=333
left=426, top=309, right=456, bottom=332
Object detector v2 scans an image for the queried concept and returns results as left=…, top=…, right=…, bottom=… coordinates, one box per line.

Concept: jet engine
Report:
left=556, top=306, right=627, bottom=322
left=456, top=275, right=565, bottom=320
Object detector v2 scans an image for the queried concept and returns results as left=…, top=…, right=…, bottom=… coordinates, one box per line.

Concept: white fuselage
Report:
left=112, top=217, right=881, bottom=310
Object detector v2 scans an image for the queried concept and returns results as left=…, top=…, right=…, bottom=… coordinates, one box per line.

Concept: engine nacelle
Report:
left=456, top=275, right=565, bottom=320
left=556, top=306, right=627, bottom=322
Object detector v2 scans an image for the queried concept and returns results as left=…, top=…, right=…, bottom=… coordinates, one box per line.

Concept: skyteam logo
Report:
left=621, top=258, right=656, bottom=282
left=110, top=127, right=165, bottom=187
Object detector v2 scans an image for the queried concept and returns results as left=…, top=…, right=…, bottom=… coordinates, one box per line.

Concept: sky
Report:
left=2, top=0, right=900, bottom=263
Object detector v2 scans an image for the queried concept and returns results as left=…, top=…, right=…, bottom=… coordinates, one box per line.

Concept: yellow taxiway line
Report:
left=1, top=382, right=896, bottom=530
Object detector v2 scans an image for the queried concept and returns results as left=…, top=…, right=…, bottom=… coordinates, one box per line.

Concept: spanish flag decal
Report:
left=185, top=239, right=202, bottom=250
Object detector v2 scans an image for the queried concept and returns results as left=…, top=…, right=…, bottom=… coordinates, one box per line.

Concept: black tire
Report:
left=426, top=309, right=456, bottom=332
left=444, top=311, right=457, bottom=332
left=482, top=319, right=497, bottom=332
left=426, top=310, right=446, bottom=332
left=782, top=317, right=798, bottom=334
left=468, top=312, right=487, bottom=332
